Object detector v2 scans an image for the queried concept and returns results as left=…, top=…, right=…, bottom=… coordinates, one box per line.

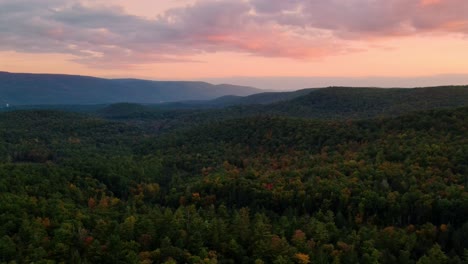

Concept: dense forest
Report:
left=0, top=87, right=468, bottom=263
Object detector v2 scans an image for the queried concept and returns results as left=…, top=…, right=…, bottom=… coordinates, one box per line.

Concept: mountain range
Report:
left=2, top=72, right=468, bottom=124
left=0, top=72, right=262, bottom=105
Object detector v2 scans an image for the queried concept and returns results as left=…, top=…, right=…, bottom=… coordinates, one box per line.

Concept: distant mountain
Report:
left=0, top=72, right=262, bottom=105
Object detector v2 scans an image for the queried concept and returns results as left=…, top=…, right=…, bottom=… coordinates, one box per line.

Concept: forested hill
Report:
left=267, top=86, right=468, bottom=118
left=95, top=86, right=468, bottom=133
left=0, top=106, right=467, bottom=263
left=150, top=85, right=468, bottom=111
left=0, top=72, right=261, bottom=105
left=156, top=88, right=318, bottom=109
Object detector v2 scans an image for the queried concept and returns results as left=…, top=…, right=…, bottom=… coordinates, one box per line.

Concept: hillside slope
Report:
left=96, top=86, right=468, bottom=133
left=268, top=86, right=468, bottom=118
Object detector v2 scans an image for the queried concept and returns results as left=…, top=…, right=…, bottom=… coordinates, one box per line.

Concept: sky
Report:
left=1, top=0, right=468, bottom=90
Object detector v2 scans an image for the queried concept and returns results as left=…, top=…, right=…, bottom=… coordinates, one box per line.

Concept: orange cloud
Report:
left=420, top=0, right=442, bottom=6
left=438, top=20, right=468, bottom=31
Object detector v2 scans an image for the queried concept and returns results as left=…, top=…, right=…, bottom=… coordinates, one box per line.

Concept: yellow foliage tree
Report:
left=295, top=253, right=310, bottom=264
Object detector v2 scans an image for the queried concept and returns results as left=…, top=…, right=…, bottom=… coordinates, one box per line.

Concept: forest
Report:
left=0, top=87, right=468, bottom=263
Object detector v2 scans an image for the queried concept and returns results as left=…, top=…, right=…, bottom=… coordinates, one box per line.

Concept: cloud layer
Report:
left=1, top=0, right=467, bottom=67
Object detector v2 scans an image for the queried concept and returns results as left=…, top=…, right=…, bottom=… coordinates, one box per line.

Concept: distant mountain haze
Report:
left=0, top=72, right=262, bottom=105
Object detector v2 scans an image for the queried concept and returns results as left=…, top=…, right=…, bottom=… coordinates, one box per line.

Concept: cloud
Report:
left=0, top=0, right=467, bottom=67
left=253, top=0, right=468, bottom=37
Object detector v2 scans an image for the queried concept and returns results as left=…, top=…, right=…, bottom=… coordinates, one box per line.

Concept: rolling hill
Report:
left=267, top=86, right=468, bottom=118
left=96, top=86, right=468, bottom=133
left=155, top=88, right=318, bottom=109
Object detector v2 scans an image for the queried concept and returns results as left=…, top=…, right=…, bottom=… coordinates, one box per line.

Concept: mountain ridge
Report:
left=0, top=71, right=262, bottom=105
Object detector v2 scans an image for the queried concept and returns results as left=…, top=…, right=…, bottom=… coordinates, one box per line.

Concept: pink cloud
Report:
left=1, top=0, right=467, bottom=66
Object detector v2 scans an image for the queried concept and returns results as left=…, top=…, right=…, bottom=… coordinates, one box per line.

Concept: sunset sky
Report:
left=1, top=0, right=468, bottom=90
